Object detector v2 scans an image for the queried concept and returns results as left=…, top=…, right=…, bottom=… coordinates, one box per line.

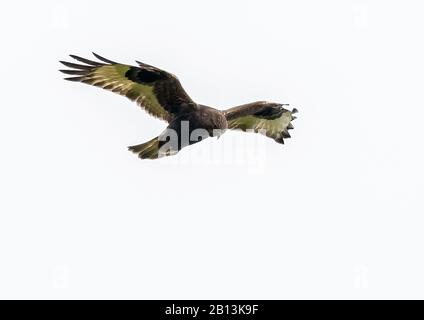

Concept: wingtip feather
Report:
left=70, top=54, right=104, bottom=66
left=63, top=76, right=84, bottom=82
left=59, top=60, right=92, bottom=70
left=59, top=69, right=88, bottom=75
left=92, top=52, right=117, bottom=64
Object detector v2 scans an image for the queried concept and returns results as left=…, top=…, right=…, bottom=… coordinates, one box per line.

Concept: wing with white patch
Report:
left=224, top=101, right=298, bottom=144
left=60, top=53, right=197, bottom=122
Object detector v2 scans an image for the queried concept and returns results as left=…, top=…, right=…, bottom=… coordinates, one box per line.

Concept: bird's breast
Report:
left=190, top=108, right=227, bottom=130
left=168, top=107, right=227, bottom=140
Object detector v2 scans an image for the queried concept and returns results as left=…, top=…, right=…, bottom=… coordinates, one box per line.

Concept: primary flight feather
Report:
left=60, top=53, right=298, bottom=159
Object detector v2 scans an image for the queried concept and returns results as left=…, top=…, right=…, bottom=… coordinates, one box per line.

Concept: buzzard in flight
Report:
left=60, top=53, right=298, bottom=159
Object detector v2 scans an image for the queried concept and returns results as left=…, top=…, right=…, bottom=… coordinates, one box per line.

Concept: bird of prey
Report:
left=60, top=53, right=298, bottom=159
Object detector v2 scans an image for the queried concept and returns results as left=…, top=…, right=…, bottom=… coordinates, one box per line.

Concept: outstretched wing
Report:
left=60, top=53, right=197, bottom=122
left=224, top=101, right=298, bottom=144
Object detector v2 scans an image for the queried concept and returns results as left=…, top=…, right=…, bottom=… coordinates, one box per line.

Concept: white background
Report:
left=0, top=0, right=423, bottom=299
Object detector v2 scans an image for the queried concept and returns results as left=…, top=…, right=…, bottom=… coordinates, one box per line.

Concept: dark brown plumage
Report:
left=60, top=53, right=298, bottom=159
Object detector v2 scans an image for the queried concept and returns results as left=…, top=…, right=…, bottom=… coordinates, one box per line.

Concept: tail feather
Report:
left=128, top=137, right=160, bottom=159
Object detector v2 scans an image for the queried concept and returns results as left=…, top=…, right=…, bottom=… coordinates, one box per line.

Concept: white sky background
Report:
left=0, top=0, right=423, bottom=299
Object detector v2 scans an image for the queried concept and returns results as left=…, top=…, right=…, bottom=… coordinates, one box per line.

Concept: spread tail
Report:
left=128, top=137, right=160, bottom=160
left=128, top=136, right=180, bottom=160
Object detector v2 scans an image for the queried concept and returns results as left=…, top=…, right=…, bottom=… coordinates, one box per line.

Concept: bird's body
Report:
left=170, top=105, right=228, bottom=137
left=60, top=53, right=297, bottom=159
